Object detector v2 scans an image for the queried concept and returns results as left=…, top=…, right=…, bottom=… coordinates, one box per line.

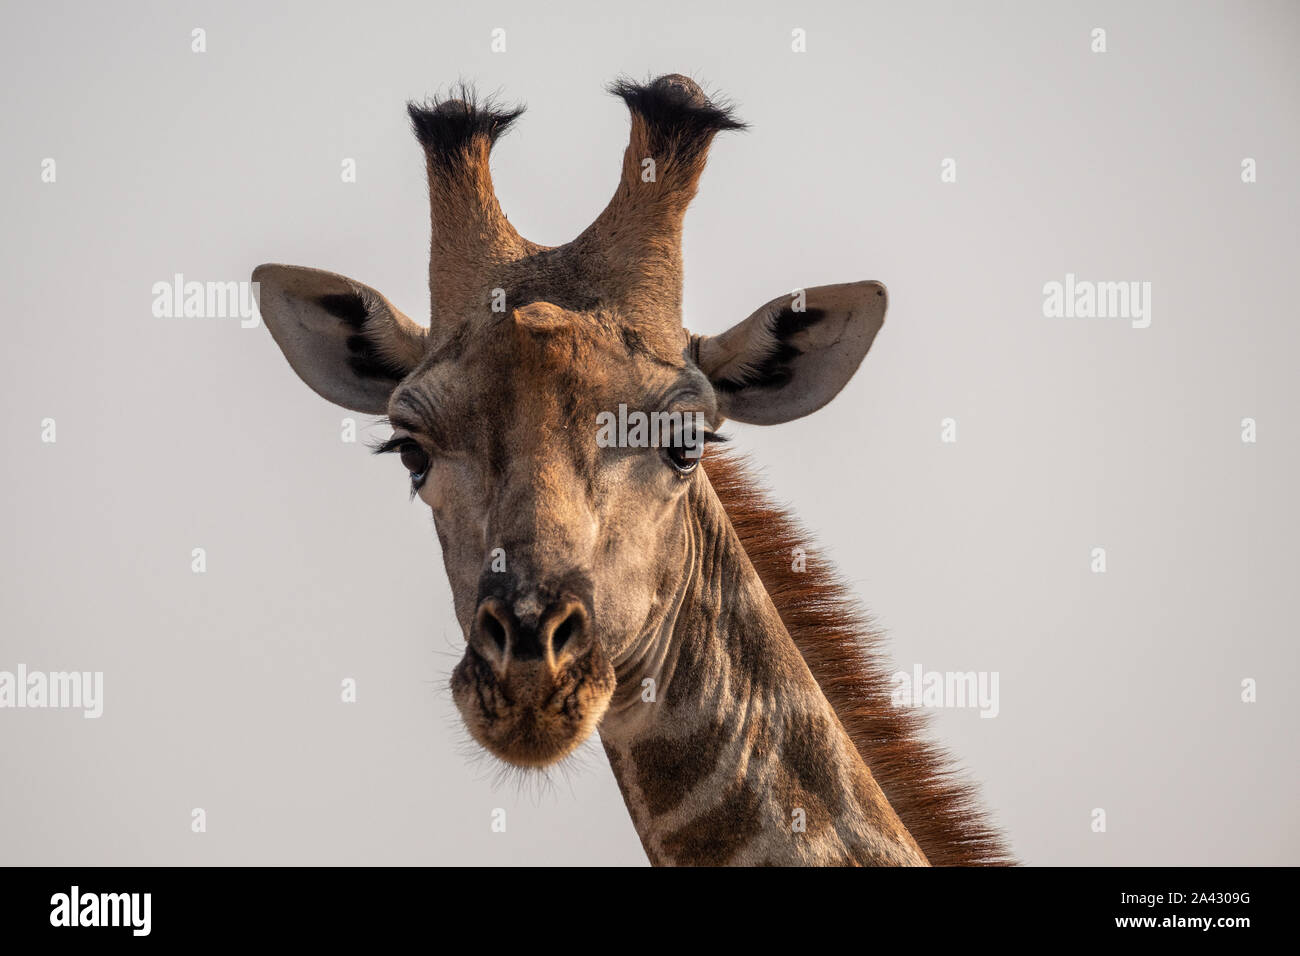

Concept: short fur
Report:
left=710, top=306, right=828, bottom=393
left=406, top=85, right=540, bottom=329
left=704, top=450, right=1015, bottom=866
left=257, top=74, right=1009, bottom=866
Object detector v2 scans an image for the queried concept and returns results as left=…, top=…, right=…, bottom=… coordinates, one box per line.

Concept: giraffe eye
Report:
left=664, top=443, right=701, bottom=475
left=399, top=441, right=430, bottom=482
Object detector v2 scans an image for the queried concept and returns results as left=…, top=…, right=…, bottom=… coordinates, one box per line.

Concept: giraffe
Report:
left=254, top=74, right=1010, bottom=866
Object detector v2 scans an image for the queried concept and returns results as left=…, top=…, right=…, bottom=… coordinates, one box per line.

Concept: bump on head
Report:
left=510, top=301, right=572, bottom=333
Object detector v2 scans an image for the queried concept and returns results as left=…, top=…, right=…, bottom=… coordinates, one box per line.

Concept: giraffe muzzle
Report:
left=450, top=589, right=616, bottom=767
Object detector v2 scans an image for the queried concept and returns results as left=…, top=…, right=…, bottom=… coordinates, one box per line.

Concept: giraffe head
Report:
left=255, top=75, right=888, bottom=768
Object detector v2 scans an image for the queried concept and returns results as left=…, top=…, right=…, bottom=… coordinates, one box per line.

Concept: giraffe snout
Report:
left=471, top=594, right=592, bottom=673
left=453, top=583, right=615, bottom=768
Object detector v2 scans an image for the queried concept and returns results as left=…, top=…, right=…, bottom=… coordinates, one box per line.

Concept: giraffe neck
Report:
left=597, top=473, right=929, bottom=866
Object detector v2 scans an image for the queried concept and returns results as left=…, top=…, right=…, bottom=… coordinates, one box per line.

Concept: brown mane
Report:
left=704, top=450, right=1015, bottom=866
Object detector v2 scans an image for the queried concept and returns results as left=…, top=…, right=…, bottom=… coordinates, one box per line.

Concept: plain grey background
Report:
left=2, top=0, right=1297, bottom=865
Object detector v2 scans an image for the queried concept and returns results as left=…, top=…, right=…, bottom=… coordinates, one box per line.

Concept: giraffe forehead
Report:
left=395, top=322, right=690, bottom=445
left=468, top=313, right=683, bottom=393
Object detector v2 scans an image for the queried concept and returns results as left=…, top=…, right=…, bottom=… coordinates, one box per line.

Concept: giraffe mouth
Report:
left=449, top=642, right=616, bottom=767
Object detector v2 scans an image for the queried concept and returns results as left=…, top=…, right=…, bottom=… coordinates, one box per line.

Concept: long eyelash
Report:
left=703, top=431, right=728, bottom=444
left=369, top=433, right=426, bottom=501
left=370, top=435, right=407, bottom=455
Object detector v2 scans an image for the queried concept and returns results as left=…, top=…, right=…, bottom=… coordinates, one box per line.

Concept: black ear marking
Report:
left=317, top=293, right=409, bottom=382
left=344, top=333, right=410, bottom=382
left=317, top=292, right=369, bottom=330
left=712, top=306, right=828, bottom=393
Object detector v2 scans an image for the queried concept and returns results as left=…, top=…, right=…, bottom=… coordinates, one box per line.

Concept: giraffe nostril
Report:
left=482, top=613, right=508, bottom=655
left=551, top=612, right=580, bottom=655
left=474, top=592, right=589, bottom=667
left=483, top=616, right=506, bottom=655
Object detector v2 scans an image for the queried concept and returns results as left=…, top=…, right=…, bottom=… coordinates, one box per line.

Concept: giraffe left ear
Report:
left=254, top=264, right=427, bottom=414
left=693, top=281, right=887, bottom=425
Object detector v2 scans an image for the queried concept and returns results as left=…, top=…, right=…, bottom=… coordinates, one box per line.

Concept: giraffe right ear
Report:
left=253, top=264, right=427, bottom=414
left=693, top=281, right=887, bottom=426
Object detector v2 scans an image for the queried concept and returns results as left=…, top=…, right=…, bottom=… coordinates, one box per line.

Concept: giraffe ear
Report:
left=694, top=281, right=888, bottom=425
left=254, top=264, right=427, bottom=414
